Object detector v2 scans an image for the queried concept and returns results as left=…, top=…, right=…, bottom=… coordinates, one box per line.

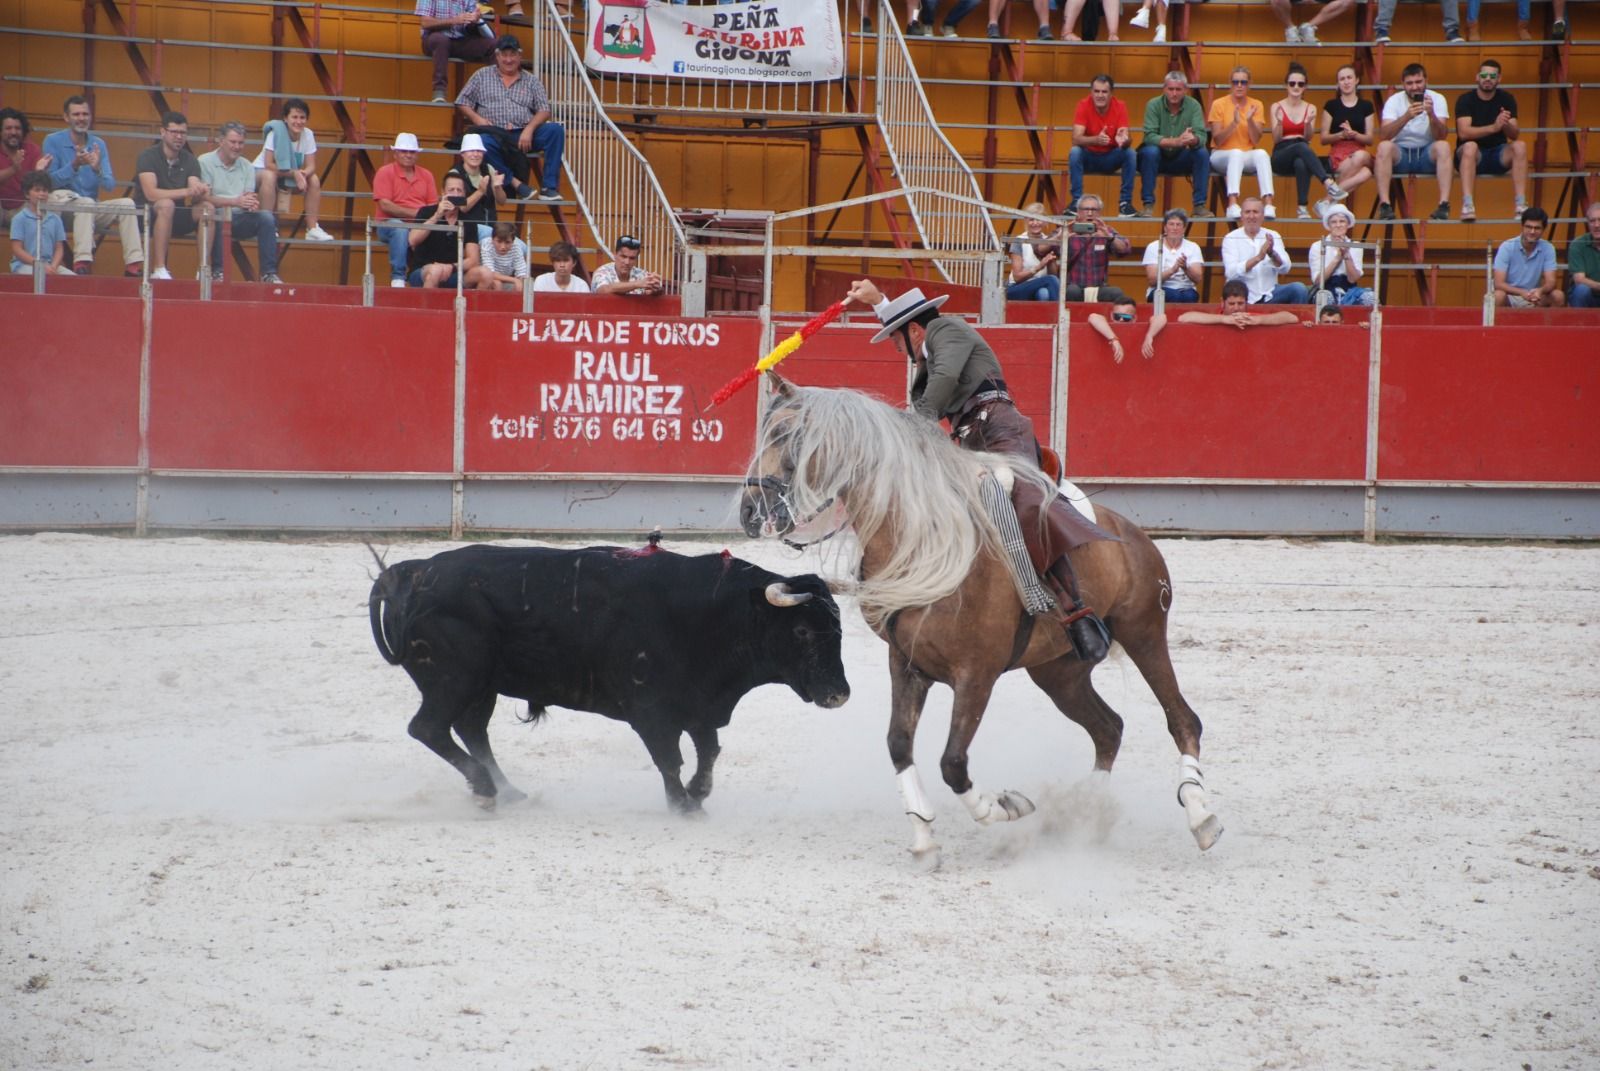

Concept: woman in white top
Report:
left=1142, top=208, right=1203, bottom=302
left=1307, top=205, right=1372, bottom=306
left=1004, top=201, right=1061, bottom=302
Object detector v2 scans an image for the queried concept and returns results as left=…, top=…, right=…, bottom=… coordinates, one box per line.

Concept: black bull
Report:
left=369, top=545, right=850, bottom=811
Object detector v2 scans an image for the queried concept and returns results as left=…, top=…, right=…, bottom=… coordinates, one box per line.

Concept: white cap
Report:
left=391, top=132, right=420, bottom=152
left=1322, top=204, right=1356, bottom=228
left=459, top=133, right=486, bottom=154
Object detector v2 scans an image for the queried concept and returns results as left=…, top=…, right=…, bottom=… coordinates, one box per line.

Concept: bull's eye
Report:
left=793, top=624, right=814, bottom=642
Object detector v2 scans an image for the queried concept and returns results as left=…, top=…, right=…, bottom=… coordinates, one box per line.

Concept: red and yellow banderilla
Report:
left=708, top=300, right=849, bottom=409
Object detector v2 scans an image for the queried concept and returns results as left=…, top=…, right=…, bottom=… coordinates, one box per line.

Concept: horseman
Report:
left=846, top=279, right=1113, bottom=665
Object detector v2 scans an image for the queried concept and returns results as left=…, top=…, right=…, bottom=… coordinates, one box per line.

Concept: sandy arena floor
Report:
left=1, top=531, right=1596, bottom=1070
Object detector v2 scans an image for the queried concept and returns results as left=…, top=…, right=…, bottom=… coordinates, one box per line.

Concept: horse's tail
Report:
left=368, top=556, right=419, bottom=667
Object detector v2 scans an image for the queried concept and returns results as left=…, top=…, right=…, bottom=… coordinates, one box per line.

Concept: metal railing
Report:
left=529, top=0, right=687, bottom=289
left=872, top=0, right=1000, bottom=287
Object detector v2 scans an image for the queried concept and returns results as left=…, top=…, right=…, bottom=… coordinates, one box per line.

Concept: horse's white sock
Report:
left=897, top=765, right=934, bottom=822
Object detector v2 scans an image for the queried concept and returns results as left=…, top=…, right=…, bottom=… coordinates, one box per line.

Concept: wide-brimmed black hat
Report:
left=869, top=287, right=950, bottom=343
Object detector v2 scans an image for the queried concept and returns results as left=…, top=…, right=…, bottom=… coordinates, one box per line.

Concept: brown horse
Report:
left=739, top=375, right=1221, bottom=863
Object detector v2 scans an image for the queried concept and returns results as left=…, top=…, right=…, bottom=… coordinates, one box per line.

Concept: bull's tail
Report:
left=368, top=557, right=417, bottom=667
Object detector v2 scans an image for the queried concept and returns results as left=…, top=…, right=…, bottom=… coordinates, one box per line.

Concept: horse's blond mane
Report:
left=755, top=385, right=1028, bottom=627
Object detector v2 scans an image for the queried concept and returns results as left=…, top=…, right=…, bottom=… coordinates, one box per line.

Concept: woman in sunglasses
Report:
left=1207, top=67, right=1276, bottom=221
left=1270, top=63, right=1344, bottom=219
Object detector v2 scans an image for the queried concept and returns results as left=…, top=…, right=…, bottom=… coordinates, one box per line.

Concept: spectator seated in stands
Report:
left=452, top=133, right=508, bottom=227
left=1321, top=65, right=1376, bottom=210
left=1567, top=202, right=1600, bottom=308
left=1209, top=67, right=1276, bottom=221
left=1060, top=194, right=1131, bottom=304
left=468, top=221, right=529, bottom=290
left=985, top=0, right=1054, bottom=41
left=1455, top=59, right=1528, bottom=224
left=1373, top=0, right=1464, bottom=43
left=407, top=172, right=482, bottom=288
left=1138, top=71, right=1210, bottom=218
left=1087, top=297, right=1162, bottom=362
left=1492, top=206, right=1565, bottom=307
left=1271, top=0, right=1353, bottom=44
left=1125, top=0, right=1171, bottom=44
left=417, top=0, right=497, bottom=104
left=1465, top=0, right=1565, bottom=40
left=200, top=121, right=282, bottom=284
left=591, top=234, right=663, bottom=295
left=373, top=132, right=438, bottom=288
left=906, top=0, right=983, bottom=38
left=1375, top=63, right=1452, bottom=222
left=1005, top=203, right=1061, bottom=302
left=455, top=34, right=566, bottom=202
left=1222, top=196, right=1307, bottom=305
left=1, top=107, right=51, bottom=229
left=1143, top=208, right=1203, bottom=303
left=1068, top=74, right=1136, bottom=218
left=133, top=111, right=211, bottom=282
left=9, top=172, right=74, bottom=276
left=40, top=95, right=144, bottom=277
left=1181, top=278, right=1304, bottom=326
left=254, top=98, right=331, bottom=242
left=533, top=239, right=590, bottom=293
left=1307, top=205, right=1373, bottom=307
left=1060, top=0, right=1121, bottom=41
left=1271, top=63, right=1345, bottom=220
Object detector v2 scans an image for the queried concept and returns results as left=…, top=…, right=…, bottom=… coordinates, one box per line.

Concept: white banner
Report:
left=585, top=0, right=844, bottom=83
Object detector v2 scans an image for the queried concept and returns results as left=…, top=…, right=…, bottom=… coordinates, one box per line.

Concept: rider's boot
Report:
left=1046, top=558, right=1110, bottom=664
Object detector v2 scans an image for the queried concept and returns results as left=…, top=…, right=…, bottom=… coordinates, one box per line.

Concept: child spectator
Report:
left=533, top=240, right=591, bottom=292
left=9, top=171, right=73, bottom=275
left=470, top=221, right=530, bottom=290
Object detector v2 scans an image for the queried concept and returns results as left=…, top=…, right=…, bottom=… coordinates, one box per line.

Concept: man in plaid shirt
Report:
left=416, top=0, right=496, bottom=103
left=455, top=34, right=565, bottom=201
left=1061, top=194, right=1132, bottom=303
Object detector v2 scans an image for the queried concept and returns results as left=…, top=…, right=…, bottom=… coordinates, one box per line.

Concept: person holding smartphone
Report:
left=1061, top=194, right=1132, bottom=304
left=1374, top=63, right=1452, bottom=222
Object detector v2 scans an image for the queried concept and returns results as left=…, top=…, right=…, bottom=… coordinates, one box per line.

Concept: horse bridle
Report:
left=742, top=474, right=843, bottom=549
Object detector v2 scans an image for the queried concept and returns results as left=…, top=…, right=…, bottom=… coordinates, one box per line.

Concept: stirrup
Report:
left=1062, top=603, right=1110, bottom=664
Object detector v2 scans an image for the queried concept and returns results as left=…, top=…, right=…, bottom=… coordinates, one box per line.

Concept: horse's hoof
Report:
left=998, top=790, right=1036, bottom=821
left=1192, top=814, right=1223, bottom=851
left=910, top=845, right=942, bottom=872
left=498, top=785, right=529, bottom=804
left=473, top=793, right=497, bottom=812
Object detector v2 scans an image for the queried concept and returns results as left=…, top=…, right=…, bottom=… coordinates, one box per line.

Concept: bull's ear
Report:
left=765, top=371, right=794, bottom=396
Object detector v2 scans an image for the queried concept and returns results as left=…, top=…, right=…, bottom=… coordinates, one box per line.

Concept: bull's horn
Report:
left=765, top=582, right=813, bottom=607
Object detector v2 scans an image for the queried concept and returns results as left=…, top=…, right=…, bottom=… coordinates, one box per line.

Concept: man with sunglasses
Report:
left=133, top=112, right=211, bottom=281
left=590, top=234, right=662, bottom=296
left=1455, top=59, right=1527, bottom=223
left=844, top=277, right=1115, bottom=665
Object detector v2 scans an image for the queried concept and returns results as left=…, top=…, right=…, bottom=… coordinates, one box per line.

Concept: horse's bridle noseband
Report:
left=742, top=475, right=842, bottom=549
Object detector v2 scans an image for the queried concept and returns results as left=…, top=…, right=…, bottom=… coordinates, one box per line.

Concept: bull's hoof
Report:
left=472, top=793, right=497, bottom=811
left=1192, top=814, right=1223, bottom=851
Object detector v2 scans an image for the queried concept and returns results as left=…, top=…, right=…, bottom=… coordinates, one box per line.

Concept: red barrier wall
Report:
left=1064, top=321, right=1371, bottom=480
left=464, top=313, right=761, bottom=476
left=148, top=302, right=456, bottom=472
left=0, top=293, right=142, bottom=467
left=1379, top=326, right=1600, bottom=483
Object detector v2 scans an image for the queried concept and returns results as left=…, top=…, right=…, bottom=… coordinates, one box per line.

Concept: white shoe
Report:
left=1314, top=197, right=1335, bottom=218
left=305, top=225, right=334, bottom=242
left=149, top=267, right=173, bottom=281
left=1301, top=22, right=1319, bottom=44
left=390, top=278, right=407, bottom=288
left=1284, top=24, right=1301, bottom=43
left=1129, top=6, right=1150, bottom=28
left=1226, top=203, right=1242, bottom=220
left=939, top=24, right=957, bottom=37
left=1153, top=24, right=1166, bottom=42
left=1264, top=203, right=1277, bottom=219
left=1297, top=206, right=1312, bottom=219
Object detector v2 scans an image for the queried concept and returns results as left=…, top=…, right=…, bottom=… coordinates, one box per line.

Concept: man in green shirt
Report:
left=1567, top=201, right=1600, bottom=308
left=198, top=121, right=281, bottom=283
left=1137, top=71, right=1211, bottom=218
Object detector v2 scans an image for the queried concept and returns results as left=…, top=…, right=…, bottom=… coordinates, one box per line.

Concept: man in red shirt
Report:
left=371, top=132, right=439, bottom=287
left=0, top=108, right=51, bottom=228
left=1068, top=74, right=1137, bottom=219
